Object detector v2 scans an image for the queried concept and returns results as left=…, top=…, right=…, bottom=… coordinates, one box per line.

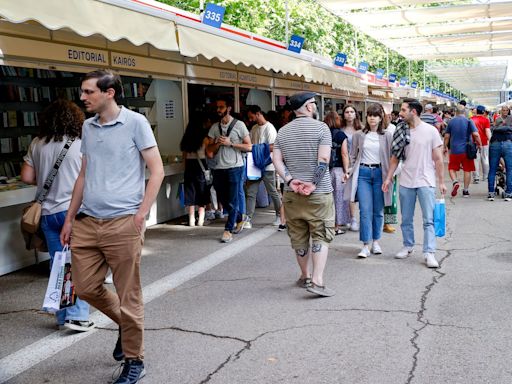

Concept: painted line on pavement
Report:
left=0, top=226, right=277, bottom=383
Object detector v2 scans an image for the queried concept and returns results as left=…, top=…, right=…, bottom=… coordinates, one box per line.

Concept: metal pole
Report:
left=423, top=62, right=426, bottom=88
left=200, top=0, right=204, bottom=14
left=386, top=48, right=389, bottom=76
left=355, top=29, right=359, bottom=64
left=408, top=60, right=411, bottom=83
left=285, top=0, right=289, bottom=44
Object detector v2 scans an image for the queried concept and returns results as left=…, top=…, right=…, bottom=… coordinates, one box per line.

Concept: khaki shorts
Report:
left=282, top=191, right=335, bottom=250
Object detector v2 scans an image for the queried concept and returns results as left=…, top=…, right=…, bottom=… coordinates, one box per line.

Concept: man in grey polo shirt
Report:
left=60, top=70, right=164, bottom=384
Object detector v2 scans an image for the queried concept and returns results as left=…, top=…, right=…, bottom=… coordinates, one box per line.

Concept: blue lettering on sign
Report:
left=389, top=73, right=397, bottom=83
left=357, top=61, right=369, bottom=74
left=202, top=3, right=225, bottom=29
left=376, top=69, right=385, bottom=79
left=334, top=53, right=347, bottom=67
left=425, top=86, right=431, bottom=93
left=411, top=81, right=418, bottom=89
left=288, top=35, right=305, bottom=54
left=400, top=77, right=407, bottom=86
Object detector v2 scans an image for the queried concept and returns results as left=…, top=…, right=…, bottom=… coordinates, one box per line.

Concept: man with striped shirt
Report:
left=420, top=104, right=442, bottom=131
left=273, top=92, right=335, bottom=297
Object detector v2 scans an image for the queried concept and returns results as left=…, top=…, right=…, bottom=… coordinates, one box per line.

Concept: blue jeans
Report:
left=238, top=159, right=247, bottom=215
left=40, top=211, right=90, bottom=324
left=488, top=140, right=512, bottom=196
left=213, top=166, right=244, bottom=231
left=357, top=166, right=384, bottom=243
left=399, top=186, right=436, bottom=253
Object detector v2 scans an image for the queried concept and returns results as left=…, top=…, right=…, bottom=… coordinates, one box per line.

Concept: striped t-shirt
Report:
left=274, top=116, right=333, bottom=193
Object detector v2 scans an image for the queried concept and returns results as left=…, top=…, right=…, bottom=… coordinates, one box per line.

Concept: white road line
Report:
left=0, top=226, right=277, bottom=383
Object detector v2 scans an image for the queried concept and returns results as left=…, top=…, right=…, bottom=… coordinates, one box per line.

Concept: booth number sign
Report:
left=288, top=35, right=305, bottom=54
left=202, top=3, right=225, bottom=29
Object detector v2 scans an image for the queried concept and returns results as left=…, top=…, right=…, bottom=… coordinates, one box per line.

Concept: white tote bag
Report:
left=42, top=245, right=69, bottom=313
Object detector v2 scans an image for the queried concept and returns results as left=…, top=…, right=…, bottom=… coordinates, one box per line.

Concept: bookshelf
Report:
left=0, top=66, right=156, bottom=176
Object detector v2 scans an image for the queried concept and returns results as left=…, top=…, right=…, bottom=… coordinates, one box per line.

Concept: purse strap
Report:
left=466, top=119, right=473, bottom=144
left=196, top=152, right=208, bottom=174
left=36, top=138, right=75, bottom=203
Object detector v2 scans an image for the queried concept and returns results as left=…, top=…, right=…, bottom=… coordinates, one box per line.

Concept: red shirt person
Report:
left=471, top=105, right=492, bottom=182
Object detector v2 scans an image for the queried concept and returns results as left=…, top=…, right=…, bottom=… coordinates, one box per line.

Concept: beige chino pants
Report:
left=71, top=214, right=145, bottom=360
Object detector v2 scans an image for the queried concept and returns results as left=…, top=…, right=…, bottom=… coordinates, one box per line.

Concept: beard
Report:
left=218, top=109, right=228, bottom=119
left=312, top=111, right=319, bottom=120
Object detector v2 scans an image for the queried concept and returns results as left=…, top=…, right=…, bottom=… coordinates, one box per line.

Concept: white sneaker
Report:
left=244, top=221, right=252, bottom=229
left=395, top=246, right=414, bottom=259
left=357, top=246, right=370, bottom=258
left=104, top=273, right=113, bottom=284
left=371, top=242, right=382, bottom=254
left=424, top=252, right=439, bottom=268
left=350, top=220, right=359, bottom=232
left=272, top=216, right=281, bottom=226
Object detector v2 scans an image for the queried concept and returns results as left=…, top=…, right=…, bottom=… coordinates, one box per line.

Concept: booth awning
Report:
left=0, top=0, right=179, bottom=51
left=177, top=24, right=313, bottom=80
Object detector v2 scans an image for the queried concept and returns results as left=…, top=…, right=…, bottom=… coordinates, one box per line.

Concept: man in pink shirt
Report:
left=383, top=99, right=447, bottom=268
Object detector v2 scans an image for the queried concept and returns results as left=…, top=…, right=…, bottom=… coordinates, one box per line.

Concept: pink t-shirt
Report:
left=400, top=121, right=443, bottom=188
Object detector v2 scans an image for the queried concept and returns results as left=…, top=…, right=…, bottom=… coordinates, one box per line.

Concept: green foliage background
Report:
left=159, top=0, right=467, bottom=98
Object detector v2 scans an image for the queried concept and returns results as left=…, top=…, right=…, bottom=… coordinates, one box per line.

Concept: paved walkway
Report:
left=1, top=180, right=511, bottom=384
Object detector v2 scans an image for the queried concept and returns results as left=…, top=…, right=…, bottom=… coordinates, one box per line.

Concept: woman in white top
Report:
left=21, top=99, right=93, bottom=332
left=180, top=113, right=213, bottom=226
left=340, top=105, right=363, bottom=231
left=346, top=103, right=394, bottom=258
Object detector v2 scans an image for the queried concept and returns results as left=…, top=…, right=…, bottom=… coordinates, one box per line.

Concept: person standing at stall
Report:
left=206, top=97, right=252, bottom=243
left=21, top=99, right=94, bottom=332
left=60, top=70, right=164, bottom=384
left=273, top=91, right=335, bottom=297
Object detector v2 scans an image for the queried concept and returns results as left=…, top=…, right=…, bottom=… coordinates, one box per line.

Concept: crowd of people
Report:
left=19, top=69, right=511, bottom=383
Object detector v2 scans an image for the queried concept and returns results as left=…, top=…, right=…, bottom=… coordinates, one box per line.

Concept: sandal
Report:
left=306, top=282, right=335, bottom=297
left=334, top=228, right=346, bottom=235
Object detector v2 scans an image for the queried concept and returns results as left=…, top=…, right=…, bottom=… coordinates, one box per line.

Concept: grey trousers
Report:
left=246, top=170, right=281, bottom=219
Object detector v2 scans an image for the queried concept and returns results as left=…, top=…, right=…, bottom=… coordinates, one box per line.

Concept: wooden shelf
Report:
left=0, top=127, right=38, bottom=138
left=0, top=102, right=44, bottom=112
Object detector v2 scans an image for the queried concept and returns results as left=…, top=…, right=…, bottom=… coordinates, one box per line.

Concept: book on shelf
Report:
left=0, top=138, right=13, bottom=153
left=18, top=135, right=32, bottom=152
left=7, top=111, right=17, bottom=127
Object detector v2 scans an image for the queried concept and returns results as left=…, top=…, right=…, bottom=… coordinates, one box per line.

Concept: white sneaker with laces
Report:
left=350, top=220, right=359, bottom=232
left=357, top=246, right=370, bottom=258
left=395, top=246, right=414, bottom=259
left=371, top=242, right=382, bottom=254
left=424, top=252, right=439, bottom=268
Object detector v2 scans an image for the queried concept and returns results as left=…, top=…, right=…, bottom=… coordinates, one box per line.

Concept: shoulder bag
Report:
left=21, top=138, right=75, bottom=234
left=196, top=152, right=213, bottom=185
left=465, top=120, right=478, bottom=160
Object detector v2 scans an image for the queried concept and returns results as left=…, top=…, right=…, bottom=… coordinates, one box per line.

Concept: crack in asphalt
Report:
left=311, top=307, right=417, bottom=315
left=0, top=308, right=40, bottom=316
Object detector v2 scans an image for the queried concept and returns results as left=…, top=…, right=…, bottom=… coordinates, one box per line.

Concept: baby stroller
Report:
left=494, top=164, right=506, bottom=198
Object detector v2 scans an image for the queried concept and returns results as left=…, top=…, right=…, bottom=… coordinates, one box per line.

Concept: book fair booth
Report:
left=0, top=0, right=372, bottom=275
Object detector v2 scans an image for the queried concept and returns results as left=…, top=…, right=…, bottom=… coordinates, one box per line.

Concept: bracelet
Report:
left=286, top=178, right=294, bottom=186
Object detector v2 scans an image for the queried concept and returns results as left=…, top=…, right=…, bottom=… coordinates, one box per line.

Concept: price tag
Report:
left=202, top=3, right=225, bottom=29
left=399, top=77, right=407, bottom=86
left=411, top=81, right=418, bottom=89
left=357, top=61, right=369, bottom=74
left=288, top=35, right=305, bottom=54
left=376, top=69, right=385, bottom=79
left=389, top=73, right=397, bottom=83
left=334, top=53, right=347, bottom=67
left=425, top=86, right=431, bottom=93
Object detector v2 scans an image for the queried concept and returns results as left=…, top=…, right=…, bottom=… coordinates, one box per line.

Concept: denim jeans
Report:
left=40, top=211, right=90, bottom=324
left=399, top=186, right=436, bottom=253
left=213, top=166, right=244, bottom=231
left=238, top=159, right=247, bottom=216
left=488, top=140, right=512, bottom=196
left=357, top=166, right=384, bottom=243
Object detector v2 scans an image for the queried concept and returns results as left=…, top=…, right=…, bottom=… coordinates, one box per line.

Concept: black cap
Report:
left=476, top=105, right=485, bottom=114
left=289, top=91, right=318, bottom=110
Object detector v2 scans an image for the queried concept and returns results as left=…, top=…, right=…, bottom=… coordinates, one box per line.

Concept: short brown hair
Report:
left=82, top=69, right=123, bottom=102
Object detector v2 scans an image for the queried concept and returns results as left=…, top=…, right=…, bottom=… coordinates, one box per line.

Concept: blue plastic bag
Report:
left=434, top=198, right=446, bottom=237
left=178, top=182, right=185, bottom=208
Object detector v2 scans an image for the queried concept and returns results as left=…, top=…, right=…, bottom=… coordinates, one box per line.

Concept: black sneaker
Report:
left=278, top=224, right=287, bottom=231
left=113, top=329, right=125, bottom=361
left=113, top=359, right=145, bottom=384
left=462, top=190, right=470, bottom=198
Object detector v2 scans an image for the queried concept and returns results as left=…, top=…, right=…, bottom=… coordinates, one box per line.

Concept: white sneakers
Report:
left=371, top=242, right=382, bottom=255
left=349, top=219, right=359, bottom=232
left=357, top=246, right=370, bottom=258
left=424, top=253, right=439, bottom=268
left=395, top=246, right=414, bottom=259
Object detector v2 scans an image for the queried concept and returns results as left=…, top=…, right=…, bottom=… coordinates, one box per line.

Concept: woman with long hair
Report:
left=346, top=103, right=394, bottom=258
left=180, top=113, right=213, bottom=226
left=21, top=99, right=93, bottom=332
left=324, top=111, right=349, bottom=235
left=340, top=105, right=363, bottom=231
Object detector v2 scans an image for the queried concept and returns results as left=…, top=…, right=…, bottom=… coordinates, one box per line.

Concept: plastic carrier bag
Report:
left=42, top=245, right=69, bottom=313
left=434, top=198, right=446, bottom=237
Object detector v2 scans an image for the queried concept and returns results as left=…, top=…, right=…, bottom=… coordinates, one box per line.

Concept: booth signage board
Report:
left=111, top=52, right=185, bottom=76
left=288, top=35, right=304, bottom=54
left=202, top=3, right=225, bottom=29
left=303, top=82, right=323, bottom=93
left=389, top=73, right=397, bottom=83
left=186, top=64, right=237, bottom=82
left=334, top=53, right=347, bottom=67
left=425, top=86, right=431, bottom=93
left=274, top=78, right=303, bottom=90
left=0, top=36, right=109, bottom=67
left=357, top=61, right=369, bottom=74
left=376, top=68, right=385, bottom=79
left=411, top=81, right=418, bottom=89
left=238, top=72, right=273, bottom=87
left=400, top=77, right=407, bottom=86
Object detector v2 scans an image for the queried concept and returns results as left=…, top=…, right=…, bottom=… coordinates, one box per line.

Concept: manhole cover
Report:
left=489, top=253, right=512, bottom=263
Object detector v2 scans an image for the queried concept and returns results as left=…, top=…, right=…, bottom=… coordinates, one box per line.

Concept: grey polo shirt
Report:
left=80, top=106, right=157, bottom=218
